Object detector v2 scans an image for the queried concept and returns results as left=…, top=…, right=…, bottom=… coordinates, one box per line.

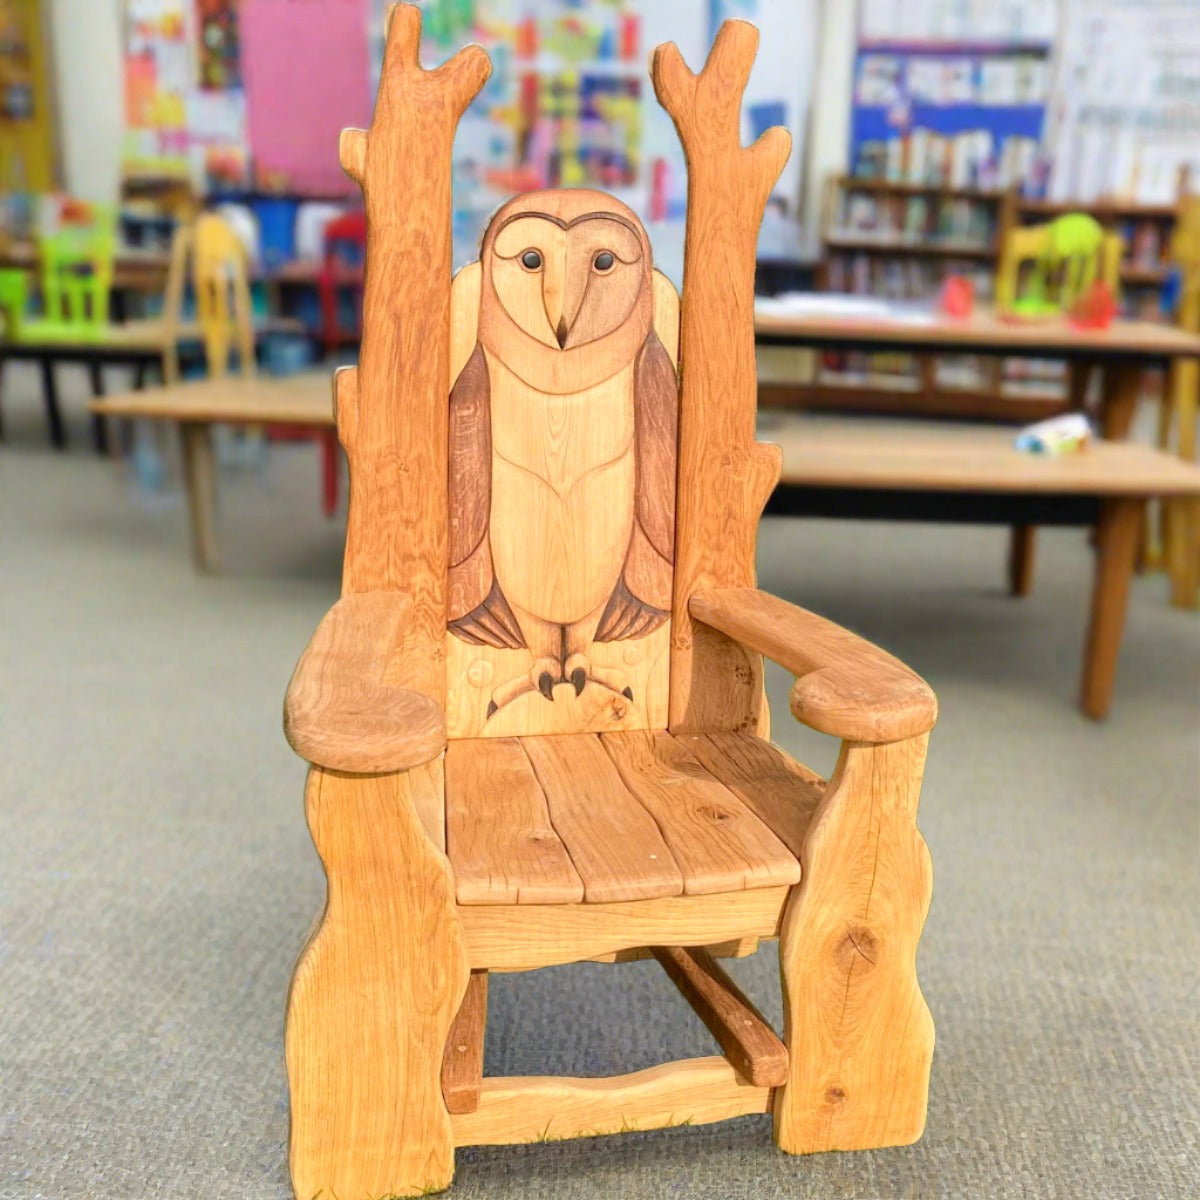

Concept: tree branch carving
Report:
left=652, top=21, right=790, bottom=733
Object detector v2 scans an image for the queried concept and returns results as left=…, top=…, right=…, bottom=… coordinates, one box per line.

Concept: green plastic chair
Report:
left=0, top=268, right=26, bottom=339
left=27, top=206, right=117, bottom=340
left=996, top=213, right=1122, bottom=318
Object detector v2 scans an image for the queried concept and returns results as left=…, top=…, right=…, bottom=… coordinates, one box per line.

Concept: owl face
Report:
left=483, top=192, right=651, bottom=352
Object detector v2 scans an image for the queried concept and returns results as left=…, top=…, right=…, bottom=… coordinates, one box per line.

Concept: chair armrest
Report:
left=689, top=588, right=937, bottom=743
left=284, top=592, right=446, bottom=773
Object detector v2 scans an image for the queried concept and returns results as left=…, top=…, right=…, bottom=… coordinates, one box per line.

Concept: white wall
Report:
left=50, top=0, right=124, bottom=202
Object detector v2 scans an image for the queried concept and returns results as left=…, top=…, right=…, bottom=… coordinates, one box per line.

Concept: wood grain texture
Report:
left=651, top=946, right=788, bottom=1087
left=689, top=589, right=938, bottom=743
left=444, top=219, right=680, bottom=739
left=459, top=885, right=790, bottom=972
left=442, top=970, right=487, bottom=1115
left=766, top=416, right=1200, bottom=496
left=521, top=735, right=683, bottom=902
left=338, top=4, right=491, bottom=715
left=773, top=736, right=934, bottom=1155
left=652, top=21, right=790, bottom=735
left=680, top=732, right=825, bottom=858
left=1080, top=497, right=1143, bottom=720
left=452, top=1057, right=770, bottom=1145
left=91, top=371, right=334, bottom=426
left=287, top=767, right=470, bottom=1198
left=600, top=730, right=800, bottom=893
left=446, top=738, right=584, bottom=904
left=284, top=592, right=447, bottom=774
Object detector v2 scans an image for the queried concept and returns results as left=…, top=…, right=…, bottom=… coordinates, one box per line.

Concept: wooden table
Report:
left=764, top=415, right=1200, bottom=719
left=1, top=317, right=307, bottom=451
left=90, top=371, right=334, bottom=570
left=754, top=305, right=1200, bottom=435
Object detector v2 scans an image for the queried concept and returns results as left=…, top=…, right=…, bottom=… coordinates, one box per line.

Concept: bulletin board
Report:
left=121, top=0, right=248, bottom=189
left=1045, top=0, right=1200, bottom=203
left=850, top=0, right=1058, bottom=190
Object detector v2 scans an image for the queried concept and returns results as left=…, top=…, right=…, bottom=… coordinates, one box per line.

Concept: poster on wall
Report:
left=121, top=0, right=248, bottom=188
left=1046, top=0, right=1200, bottom=203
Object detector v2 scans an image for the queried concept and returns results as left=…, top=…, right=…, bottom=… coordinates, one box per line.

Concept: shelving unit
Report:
left=801, top=173, right=1194, bottom=421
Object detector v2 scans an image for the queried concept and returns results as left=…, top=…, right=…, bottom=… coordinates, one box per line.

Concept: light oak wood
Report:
left=651, top=946, right=788, bottom=1087
left=459, top=885, right=791, bottom=973
left=91, top=371, right=334, bottom=426
left=284, top=592, right=447, bottom=774
left=680, top=732, right=825, bottom=858
left=337, top=3, right=491, bottom=721
left=521, top=735, right=683, bottom=902
left=600, top=730, right=800, bottom=893
left=445, top=737, right=584, bottom=904
left=755, top=304, right=1200, bottom=359
left=653, top=22, right=790, bottom=735
left=1081, top=497, right=1144, bottom=720
left=451, top=1057, right=770, bottom=1146
left=179, top=422, right=218, bottom=573
left=444, top=213, right=679, bottom=738
left=690, top=588, right=938, bottom=743
left=442, top=971, right=487, bottom=1115
left=774, top=735, right=934, bottom=1154
left=766, top=416, right=1200, bottom=496
left=287, top=767, right=469, bottom=1199
left=1009, top=524, right=1036, bottom=596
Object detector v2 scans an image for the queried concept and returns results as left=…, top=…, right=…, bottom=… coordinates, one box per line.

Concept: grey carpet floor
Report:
left=1, top=368, right=1198, bottom=1199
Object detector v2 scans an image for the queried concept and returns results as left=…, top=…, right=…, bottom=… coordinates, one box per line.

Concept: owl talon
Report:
left=622, top=686, right=634, bottom=701
left=538, top=672, right=556, bottom=701
left=486, top=700, right=498, bottom=719
left=570, top=667, right=587, bottom=696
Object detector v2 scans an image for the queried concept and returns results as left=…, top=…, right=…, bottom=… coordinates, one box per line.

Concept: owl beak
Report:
left=542, top=259, right=568, bottom=349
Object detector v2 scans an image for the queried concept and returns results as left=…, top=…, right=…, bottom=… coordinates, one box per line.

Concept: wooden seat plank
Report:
left=522, top=735, right=684, bottom=903
left=680, top=732, right=825, bottom=858
left=599, top=730, right=800, bottom=894
left=446, top=738, right=584, bottom=905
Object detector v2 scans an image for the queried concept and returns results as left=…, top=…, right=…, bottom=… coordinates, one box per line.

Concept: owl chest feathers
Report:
left=485, top=352, right=637, bottom=624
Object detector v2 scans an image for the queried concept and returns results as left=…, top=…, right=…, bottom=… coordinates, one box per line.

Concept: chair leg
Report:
left=40, top=357, right=66, bottom=449
left=1008, top=524, right=1036, bottom=596
left=774, top=734, right=934, bottom=1155
left=87, top=360, right=110, bottom=456
left=287, top=767, right=469, bottom=1200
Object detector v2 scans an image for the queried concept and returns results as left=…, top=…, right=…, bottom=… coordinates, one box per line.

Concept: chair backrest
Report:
left=443, top=189, right=680, bottom=738
left=37, top=207, right=115, bottom=328
left=0, top=268, right=26, bottom=338
left=997, top=213, right=1122, bottom=314
left=192, top=212, right=256, bottom=380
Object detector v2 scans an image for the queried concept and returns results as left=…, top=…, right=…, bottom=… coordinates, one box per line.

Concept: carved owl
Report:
left=446, top=189, right=679, bottom=721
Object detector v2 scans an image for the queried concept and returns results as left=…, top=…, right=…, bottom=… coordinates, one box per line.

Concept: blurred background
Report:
left=2, top=3, right=1198, bottom=1199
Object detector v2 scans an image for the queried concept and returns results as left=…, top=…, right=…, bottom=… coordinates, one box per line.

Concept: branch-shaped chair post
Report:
left=337, top=2, right=490, bottom=706
left=652, top=22, right=792, bottom=734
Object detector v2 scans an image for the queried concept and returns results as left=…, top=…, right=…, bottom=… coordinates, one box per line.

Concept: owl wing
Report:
left=447, top=343, right=526, bottom=649
left=594, top=330, right=679, bottom=643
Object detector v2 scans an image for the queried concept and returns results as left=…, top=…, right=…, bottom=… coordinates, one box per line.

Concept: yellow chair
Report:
left=1159, top=197, right=1200, bottom=606
left=996, top=214, right=1122, bottom=317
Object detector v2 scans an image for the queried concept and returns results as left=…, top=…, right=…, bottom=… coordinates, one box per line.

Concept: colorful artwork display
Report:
left=122, top=0, right=248, bottom=188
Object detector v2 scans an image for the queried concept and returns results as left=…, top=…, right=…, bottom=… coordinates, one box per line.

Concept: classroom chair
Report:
left=316, top=210, right=366, bottom=358
left=995, top=213, right=1123, bottom=317
left=33, top=204, right=117, bottom=335
left=281, top=10, right=938, bottom=1198
left=170, top=213, right=341, bottom=515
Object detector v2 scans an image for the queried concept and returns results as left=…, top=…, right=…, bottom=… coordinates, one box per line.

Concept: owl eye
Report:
left=593, top=251, right=616, bottom=273
left=520, top=249, right=543, bottom=270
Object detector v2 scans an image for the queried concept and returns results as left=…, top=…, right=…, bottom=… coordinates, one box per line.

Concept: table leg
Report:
left=1008, top=524, right=1036, bottom=596
left=1080, top=497, right=1143, bottom=720
left=1166, top=496, right=1200, bottom=609
left=87, top=360, right=110, bottom=456
left=40, top=357, right=66, bottom=450
left=180, top=421, right=219, bottom=572
left=1097, top=362, right=1144, bottom=440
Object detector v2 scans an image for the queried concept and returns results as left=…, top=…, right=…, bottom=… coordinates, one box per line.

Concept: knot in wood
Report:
left=824, top=1086, right=847, bottom=1106
left=836, top=926, right=879, bottom=972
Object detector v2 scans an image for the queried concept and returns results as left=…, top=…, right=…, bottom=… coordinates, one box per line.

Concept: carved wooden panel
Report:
left=444, top=190, right=680, bottom=738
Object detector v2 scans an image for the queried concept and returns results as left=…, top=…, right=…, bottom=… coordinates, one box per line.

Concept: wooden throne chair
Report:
left=282, top=8, right=938, bottom=1197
